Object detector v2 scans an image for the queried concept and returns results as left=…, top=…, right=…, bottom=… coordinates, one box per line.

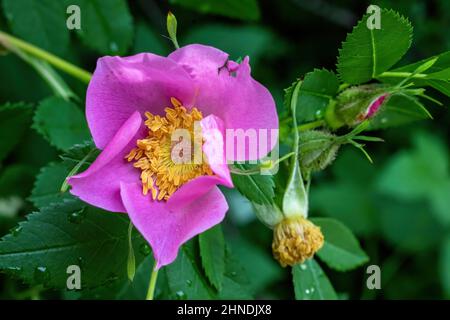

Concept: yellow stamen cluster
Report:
left=125, top=98, right=213, bottom=201
left=272, top=216, right=324, bottom=267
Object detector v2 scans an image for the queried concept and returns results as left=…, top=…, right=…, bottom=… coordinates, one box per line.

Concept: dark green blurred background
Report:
left=0, top=0, right=449, bottom=299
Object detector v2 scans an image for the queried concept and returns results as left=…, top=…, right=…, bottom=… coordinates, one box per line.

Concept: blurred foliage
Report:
left=0, top=0, right=449, bottom=300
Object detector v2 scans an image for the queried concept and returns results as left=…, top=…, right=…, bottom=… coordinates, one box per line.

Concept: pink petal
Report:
left=120, top=182, right=228, bottom=268
left=200, top=114, right=233, bottom=187
left=87, top=53, right=196, bottom=149
left=365, top=94, right=389, bottom=119
left=169, top=44, right=278, bottom=161
left=68, top=112, right=145, bottom=213
left=167, top=175, right=231, bottom=209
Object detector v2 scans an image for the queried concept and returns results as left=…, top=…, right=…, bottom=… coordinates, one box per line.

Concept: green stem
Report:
left=60, top=149, right=96, bottom=192
left=338, top=83, right=350, bottom=92
left=0, top=30, right=92, bottom=83
left=377, top=71, right=427, bottom=79
left=230, top=152, right=295, bottom=175
left=146, top=264, right=159, bottom=300
left=297, top=119, right=325, bottom=132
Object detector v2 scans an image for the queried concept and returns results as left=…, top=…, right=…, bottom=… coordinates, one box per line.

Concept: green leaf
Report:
left=295, top=69, right=339, bottom=123
left=0, top=165, right=35, bottom=218
left=2, top=0, right=69, bottom=55
left=165, top=243, right=214, bottom=299
left=310, top=148, right=378, bottom=237
left=427, top=79, right=450, bottom=97
left=337, top=9, right=413, bottom=84
left=117, top=256, right=155, bottom=299
left=0, top=165, right=34, bottom=198
left=0, top=55, right=51, bottom=102
left=389, top=51, right=450, bottom=80
left=0, top=199, right=146, bottom=289
left=30, top=143, right=99, bottom=208
left=368, top=94, right=430, bottom=130
left=440, top=236, right=450, bottom=299
left=33, top=96, right=90, bottom=151
left=29, top=161, right=73, bottom=208
left=59, top=141, right=99, bottom=165
left=75, top=254, right=158, bottom=300
left=199, top=225, right=225, bottom=291
left=217, top=249, right=253, bottom=299
left=229, top=234, right=283, bottom=293
left=376, top=132, right=450, bottom=225
left=311, top=218, right=369, bottom=271
left=311, top=182, right=376, bottom=236
left=292, top=259, right=338, bottom=300
left=165, top=240, right=253, bottom=299
left=381, top=52, right=450, bottom=97
left=378, top=197, right=444, bottom=253
left=231, top=163, right=275, bottom=205
left=170, top=0, right=260, bottom=21
left=0, top=102, right=33, bottom=162
left=15, top=50, right=78, bottom=102
left=69, top=0, right=133, bottom=55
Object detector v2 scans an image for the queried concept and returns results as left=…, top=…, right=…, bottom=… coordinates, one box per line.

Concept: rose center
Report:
left=125, top=97, right=213, bottom=201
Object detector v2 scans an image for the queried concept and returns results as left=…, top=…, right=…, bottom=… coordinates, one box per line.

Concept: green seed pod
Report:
left=298, top=130, right=340, bottom=173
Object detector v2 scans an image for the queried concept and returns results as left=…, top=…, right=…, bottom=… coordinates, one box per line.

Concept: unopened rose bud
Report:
left=328, top=84, right=390, bottom=128
left=298, top=130, right=340, bottom=173
left=272, top=216, right=324, bottom=267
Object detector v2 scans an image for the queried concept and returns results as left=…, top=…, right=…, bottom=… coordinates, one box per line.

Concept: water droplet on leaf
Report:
left=175, top=290, right=187, bottom=300
left=68, top=208, right=86, bottom=224
left=315, top=109, right=324, bottom=119
left=6, top=266, right=22, bottom=275
left=11, top=226, right=22, bottom=236
left=77, top=256, right=84, bottom=268
left=34, top=266, right=50, bottom=285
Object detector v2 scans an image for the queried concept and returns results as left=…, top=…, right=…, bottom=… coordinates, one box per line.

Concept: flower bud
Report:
left=328, top=84, right=390, bottom=127
left=298, top=130, right=340, bottom=173
left=272, top=216, right=324, bottom=267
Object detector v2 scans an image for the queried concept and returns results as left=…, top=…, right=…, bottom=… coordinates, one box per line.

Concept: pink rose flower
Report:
left=68, top=44, right=278, bottom=268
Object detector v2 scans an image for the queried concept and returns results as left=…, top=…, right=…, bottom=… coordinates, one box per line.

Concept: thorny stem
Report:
left=0, top=30, right=92, bottom=84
